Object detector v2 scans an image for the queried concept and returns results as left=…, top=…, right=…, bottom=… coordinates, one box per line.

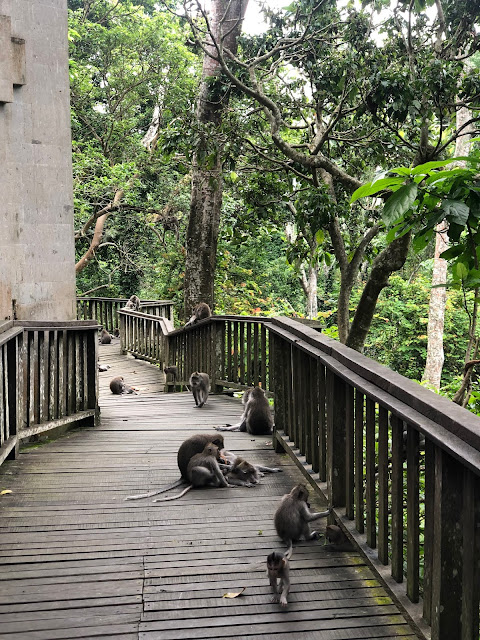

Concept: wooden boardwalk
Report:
left=0, top=344, right=418, bottom=639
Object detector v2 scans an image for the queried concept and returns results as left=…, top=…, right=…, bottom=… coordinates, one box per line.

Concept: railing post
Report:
left=430, top=450, right=464, bottom=639
left=6, top=333, right=21, bottom=459
left=119, top=312, right=126, bottom=355
left=326, top=369, right=346, bottom=507
left=271, top=333, right=285, bottom=453
left=213, top=321, right=225, bottom=394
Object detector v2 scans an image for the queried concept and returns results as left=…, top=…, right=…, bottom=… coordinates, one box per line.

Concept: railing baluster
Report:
left=365, top=397, right=376, bottom=548
left=406, top=424, right=419, bottom=602
left=354, top=390, right=364, bottom=533
left=326, top=369, right=346, bottom=507
left=391, top=414, right=404, bottom=583
left=377, top=405, right=389, bottom=562
left=345, top=383, right=355, bottom=521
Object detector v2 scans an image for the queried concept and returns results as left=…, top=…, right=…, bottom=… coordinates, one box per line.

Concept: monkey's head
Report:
left=250, top=387, right=266, bottom=400
left=267, top=551, right=287, bottom=576
left=230, top=458, right=260, bottom=483
left=290, top=483, right=309, bottom=502
left=242, top=388, right=253, bottom=405
left=211, top=435, right=224, bottom=450
left=202, top=443, right=218, bottom=457
left=194, top=302, right=211, bottom=319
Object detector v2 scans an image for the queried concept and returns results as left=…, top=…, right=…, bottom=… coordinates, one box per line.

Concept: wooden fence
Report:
left=76, top=296, right=174, bottom=331
left=0, top=320, right=99, bottom=466
left=115, top=311, right=480, bottom=640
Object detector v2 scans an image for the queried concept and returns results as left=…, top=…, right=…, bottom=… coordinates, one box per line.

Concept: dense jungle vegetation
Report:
left=69, top=0, right=480, bottom=410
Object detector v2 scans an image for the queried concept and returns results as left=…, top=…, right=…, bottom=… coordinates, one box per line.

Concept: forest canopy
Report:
left=69, top=0, right=480, bottom=410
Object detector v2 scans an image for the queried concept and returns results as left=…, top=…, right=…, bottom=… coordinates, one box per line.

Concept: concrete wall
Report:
left=0, top=0, right=76, bottom=322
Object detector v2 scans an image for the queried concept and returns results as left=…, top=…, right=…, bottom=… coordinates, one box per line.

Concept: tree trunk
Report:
left=183, top=0, right=248, bottom=317
left=346, top=232, right=411, bottom=352
left=75, top=187, right=125, bottom=274
left=422, top=224, right=448, bottom=389
left=422, top=104, right=473, bottom=388
left=301, top=265, right=319, bottom=318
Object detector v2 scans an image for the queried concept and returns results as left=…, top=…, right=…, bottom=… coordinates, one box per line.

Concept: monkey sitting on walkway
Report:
left=215, top=387, right=273, bottom=435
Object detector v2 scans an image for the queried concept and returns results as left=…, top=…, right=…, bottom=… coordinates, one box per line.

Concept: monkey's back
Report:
left=246, top=404, right=273, bottom=435
left=274, top=496, right=303, bottom=541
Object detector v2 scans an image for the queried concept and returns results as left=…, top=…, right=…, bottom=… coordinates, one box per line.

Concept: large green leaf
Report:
left=425, top=169, right=471, bottom=187
left=382, top=182, right=418, bottom=226
left=411, top=159, right=460, bottom=175
left=350, top=177, right=404, bottom=203
left=440, top=244, right=464, bottom=260
left=442, top=200, right=470, bottom=226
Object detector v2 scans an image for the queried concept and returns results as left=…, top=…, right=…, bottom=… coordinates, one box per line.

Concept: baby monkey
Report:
left=267, top=546, right=292, bottom=608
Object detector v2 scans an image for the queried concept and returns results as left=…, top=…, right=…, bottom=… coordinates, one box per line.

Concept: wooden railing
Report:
left=0, top=320, right=99, bottom=466
left=115, top=311, right=480, bottom=639
left=76, top=296, right=174, bottom=332
left=119, top=309, right=173, bottom=365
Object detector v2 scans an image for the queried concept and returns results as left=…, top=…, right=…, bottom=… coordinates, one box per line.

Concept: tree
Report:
left=185, top=0, right=480, bottom=349
left=69, top=0, right=198, bottom=293
left=183, top=0, right=249, bottom=317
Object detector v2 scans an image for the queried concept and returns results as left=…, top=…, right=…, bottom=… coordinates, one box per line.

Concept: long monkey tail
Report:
left=153, top=485, right=194, bottom=502
left=125, top=478, right=184, bottom=501
left=285, top=541, right=293, bottom=560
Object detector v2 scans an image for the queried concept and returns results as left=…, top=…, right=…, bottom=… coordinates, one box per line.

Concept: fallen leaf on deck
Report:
left=222, top=588, right=245, bottom=598
left=1, top=490, right=12, bottom=495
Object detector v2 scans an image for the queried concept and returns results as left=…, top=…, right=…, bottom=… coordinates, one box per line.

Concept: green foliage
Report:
left=360, top=274, right=470, bottom=388
left=70, top=1, right=198, bottom=297
left=352, top=157, right=480, bottom=290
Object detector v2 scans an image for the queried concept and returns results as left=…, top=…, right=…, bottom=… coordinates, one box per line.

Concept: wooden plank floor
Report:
left=0, top=344, right=418, bottom=639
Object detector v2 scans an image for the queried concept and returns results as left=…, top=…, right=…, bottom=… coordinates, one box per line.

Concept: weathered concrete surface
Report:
left=0, top=0, right=76, bottom=322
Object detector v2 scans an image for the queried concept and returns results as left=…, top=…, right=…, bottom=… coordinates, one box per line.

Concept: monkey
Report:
left=215, top=387, right=273, bottom=435
left=153, top=443, right=230, bottom=502
left=123, top=294, right=140, bottom=311
left=219, top=448, right=283, bottom=475
left=113, top=328, right=120, bottom=338
left=274, top=484, right=331, bottom=549
left=267, top=546, right=292, bottom=607
left=164, top=365, right=178, bottom=382
left=99, top=328, right=112, bottom=344
left=109, top=376, right=137, bottom=395
left=125, top=433, right=224, bottom=500
left=324, top=524, right=352, bottom=550
left=224, top=457, right=261, bottom=487
left=185, top=302, right=212, bottom=327
left=189, top=371, right=210, bottom=408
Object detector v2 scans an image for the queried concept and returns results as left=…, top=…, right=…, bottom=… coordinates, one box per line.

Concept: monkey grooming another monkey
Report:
left=125, top=433, right=224, bottom=500
left=123, top=295, right=140, bottom=311
left=109, top=376, right=137, bottom=395
left=99, top=328, right=112, bottom=344
left=267, top=546, right=292, bottom=607
left=215, top=387, right=273, bottom=435
left=185, top=302, right=212, bottom=327
left=153, top=443, right=231, bottom=502
left=274, top=484, right=330, bottom=549
left=189, top=372, right=210, bottom=408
